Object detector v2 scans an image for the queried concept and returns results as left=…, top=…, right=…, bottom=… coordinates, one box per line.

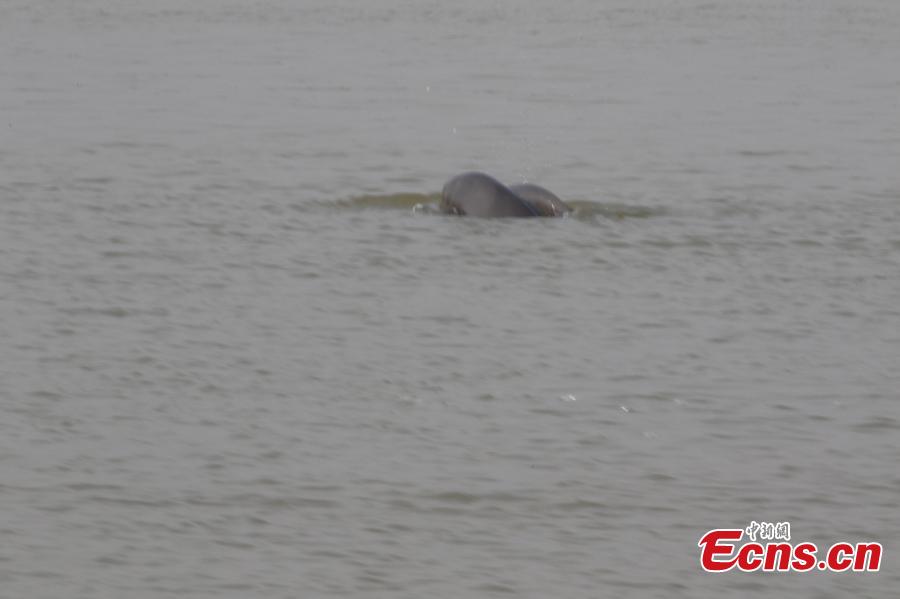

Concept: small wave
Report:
left=323, top=193, right=664, bottom=220
left=333, top=192, right=441, bottom=210
left=851, top=416, right=900, bottom=433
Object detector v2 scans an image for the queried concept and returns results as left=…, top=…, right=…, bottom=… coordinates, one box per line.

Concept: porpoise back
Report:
left=441, top=172, right=540, bottom=217
left=508, top=183, right=572, bottom=217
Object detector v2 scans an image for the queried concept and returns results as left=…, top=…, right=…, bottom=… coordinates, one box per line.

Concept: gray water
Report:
left=2, top=1, right=899, bottom=597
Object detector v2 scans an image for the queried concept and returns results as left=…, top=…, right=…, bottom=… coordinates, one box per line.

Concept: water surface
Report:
left=2, top=1, right=899, bottom=597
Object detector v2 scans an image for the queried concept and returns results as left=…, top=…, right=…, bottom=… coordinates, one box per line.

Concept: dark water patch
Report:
left=87, top=496, right=178, bottom=508
left=64, top=306, right=129, bottom=318
left=214, top=539, right=256, bottom=550
left=421, top=490, right=533, bottom=505
left=786, top=163, right=837, bottom=173
left=384, top=175, right=427, bottom=185
left=28, top=390, right=63, bottom=400
left=613, top=392, right=685, bottom=406
left=529, top=406, right=575, bottom=417
left=737, top=149, right=799, bottom=158
left=568, top=200, right=667, bottom=220
left=17, top=570, right=65, bottom=580
left=792, top=238, right=824, bottom=247
left=641, top=235, right=717, bottom=249
left=643, top=472, right=677, bottom=482
left=851, top=416, right=900, bottom=433
left=99, top=249, right=157, bottom=259
left=473, top=582, right=517, bottom=593
left=229, top=493, right=340, bottom=509
left=553, top=499, right=610, bottom=511
left=74, top=176, right=114, bottom=186
left=35, top=503, right=76, bottom=513
left=65, top=483, right=126, bottom=491
left=58, top=306, right=170, bottom=318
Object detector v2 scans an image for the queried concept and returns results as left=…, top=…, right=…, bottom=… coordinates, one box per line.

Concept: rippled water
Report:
left=2, top=1, right=899, bottom=597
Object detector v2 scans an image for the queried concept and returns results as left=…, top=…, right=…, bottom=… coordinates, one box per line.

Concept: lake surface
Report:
left=2, top=1, right=899, bottom=597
